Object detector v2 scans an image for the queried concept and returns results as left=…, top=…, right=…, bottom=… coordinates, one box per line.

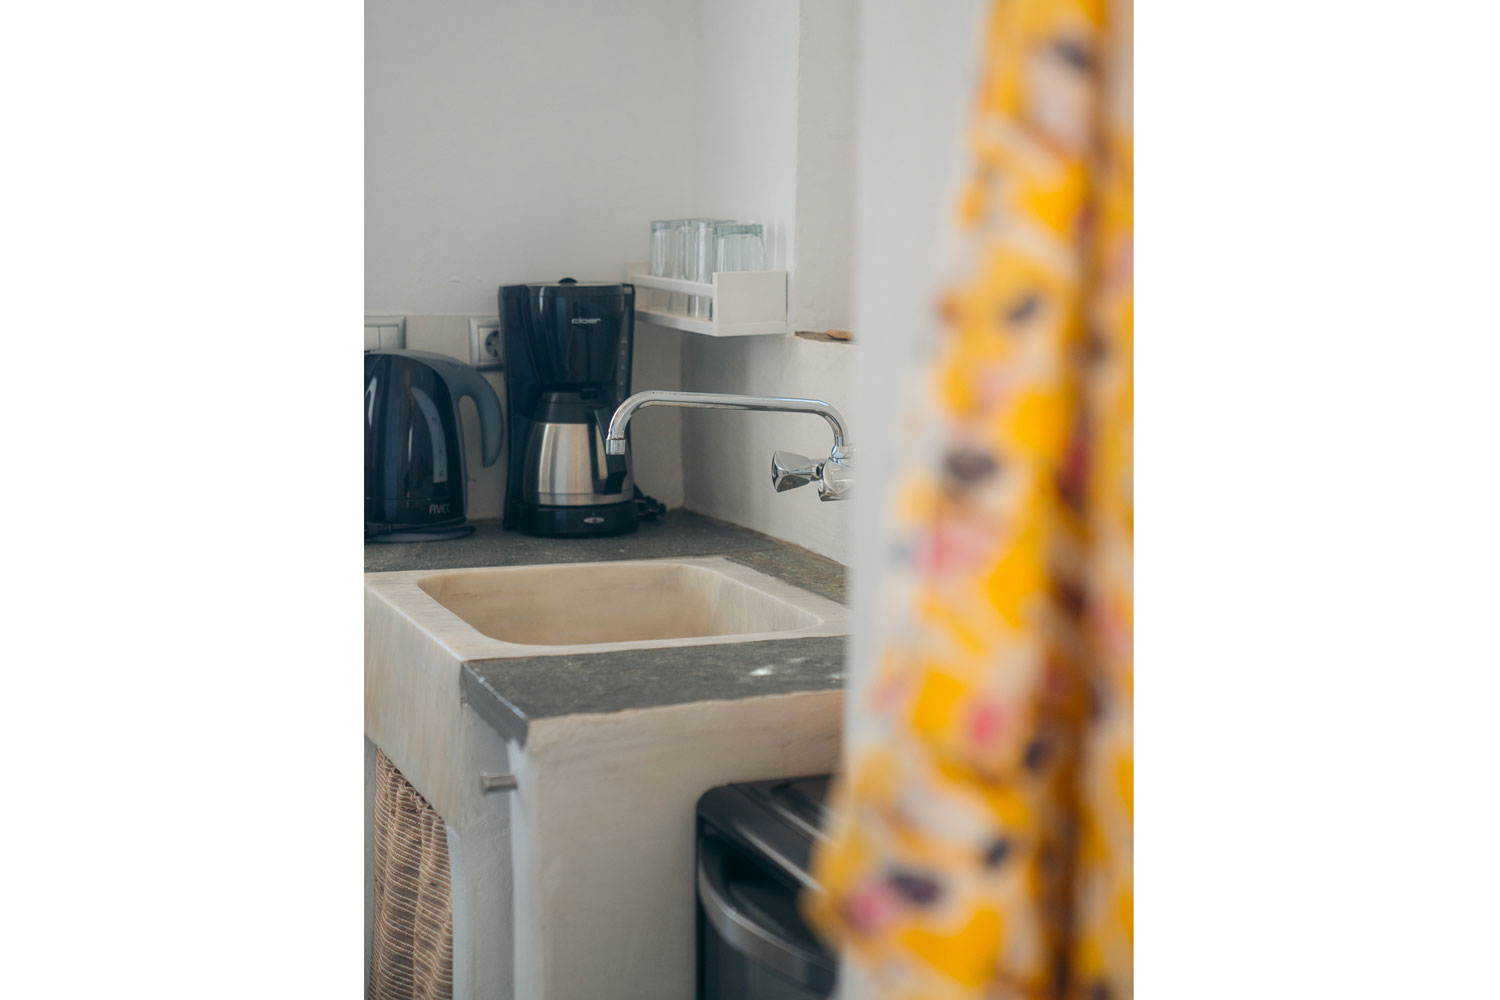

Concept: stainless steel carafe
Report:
left=520, top=390, right=633, bottom=513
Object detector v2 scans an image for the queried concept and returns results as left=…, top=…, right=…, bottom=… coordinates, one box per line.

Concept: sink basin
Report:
left=407, top=557, right=840, bottom=651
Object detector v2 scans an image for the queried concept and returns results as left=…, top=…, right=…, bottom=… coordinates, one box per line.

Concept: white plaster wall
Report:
left=792, top=0, right=858, bottom=335
left=690, top=0, right=800, bottom=271
left=365, top=0, right=696, bottom=515
left=365, top=0, right=701, bottom=315
left=844, top=0, right=986, bottom=691
left=676, top=0, right=859, bottom=564
left=680, top=333, right=852, bottom=562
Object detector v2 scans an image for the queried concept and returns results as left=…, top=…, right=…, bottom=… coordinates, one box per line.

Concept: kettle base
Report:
left=515, top=501, right=638, bottom=538
left=365, top=524, right=476, bottom=543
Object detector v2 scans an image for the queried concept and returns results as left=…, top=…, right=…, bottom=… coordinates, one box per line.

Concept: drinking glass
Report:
left=713, top=222, right=766, bottom=274
left=689, top=219, right=728, bottom=319
left=669, top=219, right=696, bottom=313
left=646, top=220, right=674, bottom=311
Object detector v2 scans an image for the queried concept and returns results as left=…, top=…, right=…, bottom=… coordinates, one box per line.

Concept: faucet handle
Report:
left=771, top=451, right=821, bottom=492
left=818, top=450, right=854, bottom=502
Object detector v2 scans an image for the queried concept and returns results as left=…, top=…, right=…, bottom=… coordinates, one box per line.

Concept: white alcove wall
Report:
left=674, top=0, right=859, bottom=565
left=365, top=0, right=702, bottom=514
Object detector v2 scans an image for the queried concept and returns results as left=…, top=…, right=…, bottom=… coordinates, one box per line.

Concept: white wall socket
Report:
left=469, top=317, right=503, bottom=370
left=365, top=315, right=406, bottom=351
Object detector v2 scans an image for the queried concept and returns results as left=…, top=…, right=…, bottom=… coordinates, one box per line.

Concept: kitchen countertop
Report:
left=365, top=511, right=848, bottom=745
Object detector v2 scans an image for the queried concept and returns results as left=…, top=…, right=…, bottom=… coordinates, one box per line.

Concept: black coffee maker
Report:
left=500, top=279, right=638, bottom=537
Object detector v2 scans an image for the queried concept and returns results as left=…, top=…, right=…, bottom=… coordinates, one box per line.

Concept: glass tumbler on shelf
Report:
left=714, top=222, right=766, bottom=275
left=689, top=219, right=723, bottom=319
left=669, top=219, right=697, bottom=314
left=646, top=220, right=674, bottom=312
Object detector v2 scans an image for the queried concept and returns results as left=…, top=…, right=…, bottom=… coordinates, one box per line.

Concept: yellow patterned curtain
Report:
left=806, top=1, right=1132, bottom=997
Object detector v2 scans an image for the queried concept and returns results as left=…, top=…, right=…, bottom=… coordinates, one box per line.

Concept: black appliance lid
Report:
left=696, top=774, right=832, bottom=891
left=507, top=278, right=634, bottom=297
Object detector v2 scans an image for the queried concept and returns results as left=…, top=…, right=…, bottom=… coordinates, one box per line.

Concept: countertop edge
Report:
left=462, top=666, right=532, bottom=746
left=460, top=632, right=850, bottom=748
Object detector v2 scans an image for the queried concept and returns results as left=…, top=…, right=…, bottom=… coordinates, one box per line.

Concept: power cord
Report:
left=634, top=487, right=666, bottom=521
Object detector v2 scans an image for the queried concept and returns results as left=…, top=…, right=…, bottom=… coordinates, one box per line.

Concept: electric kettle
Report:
left=364, top=350, right=503, bottom=541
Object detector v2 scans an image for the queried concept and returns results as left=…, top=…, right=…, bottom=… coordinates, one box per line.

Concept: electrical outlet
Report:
left=469, top=317, right=503, bottom=370
left=365, top=315, right=405, bottom=351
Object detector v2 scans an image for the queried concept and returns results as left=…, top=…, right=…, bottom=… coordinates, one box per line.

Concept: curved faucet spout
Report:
left=605, top=390, right=850, bottom=456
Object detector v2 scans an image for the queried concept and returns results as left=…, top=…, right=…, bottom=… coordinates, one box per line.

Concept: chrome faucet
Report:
left=605, top=390, right=854, bottom=501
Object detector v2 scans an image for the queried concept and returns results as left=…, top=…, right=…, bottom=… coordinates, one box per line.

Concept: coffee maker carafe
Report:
left=500, top=279, right=638, bottom=536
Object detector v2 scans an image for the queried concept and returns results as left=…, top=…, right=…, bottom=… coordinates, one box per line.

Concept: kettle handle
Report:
left=442, top=363, right=504, bottom=469
left=372, top=350, right=504, bottom=468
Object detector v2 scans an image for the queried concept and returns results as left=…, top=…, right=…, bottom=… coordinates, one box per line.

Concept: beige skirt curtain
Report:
left=370, top=748, right=454, bottom=1000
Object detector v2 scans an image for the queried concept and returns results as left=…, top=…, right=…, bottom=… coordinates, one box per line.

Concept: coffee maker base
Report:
left=515, top=500, right=639, bottom=538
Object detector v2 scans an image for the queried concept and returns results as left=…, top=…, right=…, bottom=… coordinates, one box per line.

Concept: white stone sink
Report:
left=417, top=560, right=822, bottom=647
left=369, top=555, right=848, bottom=660
left=364, top=553, right=849, bottom=997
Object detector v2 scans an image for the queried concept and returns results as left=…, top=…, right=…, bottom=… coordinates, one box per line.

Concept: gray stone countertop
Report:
left=365, top=511, right=848, bottom=745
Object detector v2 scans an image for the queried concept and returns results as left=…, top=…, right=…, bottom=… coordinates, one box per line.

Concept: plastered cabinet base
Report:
left=365, top=558, right=847, bottom=999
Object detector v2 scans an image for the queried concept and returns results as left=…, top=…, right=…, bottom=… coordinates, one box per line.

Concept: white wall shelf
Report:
left=626, top=262, right=789, bottom=337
